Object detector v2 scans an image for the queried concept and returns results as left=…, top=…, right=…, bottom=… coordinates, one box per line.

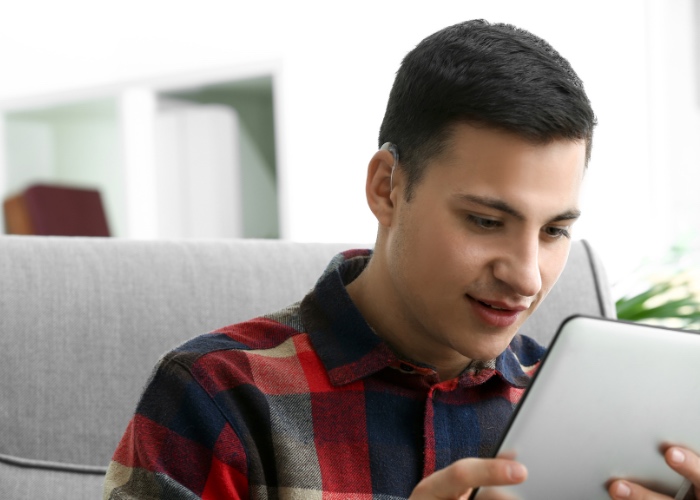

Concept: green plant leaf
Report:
left=615, top=272, right=700, bottom=329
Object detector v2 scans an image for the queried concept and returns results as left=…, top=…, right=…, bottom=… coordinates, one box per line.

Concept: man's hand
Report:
left=609, top=446, right=699, bottom=500
left=409, top=457, right=527, bottom=500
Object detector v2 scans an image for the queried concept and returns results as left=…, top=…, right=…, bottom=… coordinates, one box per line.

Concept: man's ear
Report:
left=365, top=148, right=400, bottom=227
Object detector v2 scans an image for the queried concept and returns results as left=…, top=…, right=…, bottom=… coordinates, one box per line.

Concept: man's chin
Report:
left=461, top=332, right=519, bottom=362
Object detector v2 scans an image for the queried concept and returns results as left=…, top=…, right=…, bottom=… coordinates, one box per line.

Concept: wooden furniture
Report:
left=3, top=184, right=110, bottom=236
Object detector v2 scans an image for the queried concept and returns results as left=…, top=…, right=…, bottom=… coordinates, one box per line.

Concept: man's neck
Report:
left=345, top=254, right=472, bottom=381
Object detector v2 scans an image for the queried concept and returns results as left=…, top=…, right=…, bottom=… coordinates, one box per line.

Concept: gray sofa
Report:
left=0, top=236, right=615, bottom=499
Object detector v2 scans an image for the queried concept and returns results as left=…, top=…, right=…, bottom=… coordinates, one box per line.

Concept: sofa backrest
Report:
left=0, top=237, right=614, bottom=497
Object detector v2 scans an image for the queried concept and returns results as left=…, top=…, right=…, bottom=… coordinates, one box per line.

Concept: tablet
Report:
left=471, top=315, right=700, bottom=500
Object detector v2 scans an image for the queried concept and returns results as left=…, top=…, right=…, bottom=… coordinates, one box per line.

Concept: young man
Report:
left=104, top=20, right=700, bottom=500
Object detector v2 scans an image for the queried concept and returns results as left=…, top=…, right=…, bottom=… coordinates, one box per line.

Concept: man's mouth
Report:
left=472, top=297, right=529, bottom=312
left=477, top=300, right=510, bottom=311
left=466, top=295, right=529, bottom=328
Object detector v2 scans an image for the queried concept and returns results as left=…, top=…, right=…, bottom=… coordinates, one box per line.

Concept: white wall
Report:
left=0, top=0, right=698, bottom=286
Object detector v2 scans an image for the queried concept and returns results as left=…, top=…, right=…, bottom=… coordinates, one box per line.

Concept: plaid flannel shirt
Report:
left=104, top=249, right=545, bottom=499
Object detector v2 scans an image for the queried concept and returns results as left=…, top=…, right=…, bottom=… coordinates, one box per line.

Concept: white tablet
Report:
left=471, top=315, right=700, bottom=500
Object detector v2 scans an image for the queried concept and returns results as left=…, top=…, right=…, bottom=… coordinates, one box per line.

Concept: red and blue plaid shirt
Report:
left=104, top=249, right=545, bottom=499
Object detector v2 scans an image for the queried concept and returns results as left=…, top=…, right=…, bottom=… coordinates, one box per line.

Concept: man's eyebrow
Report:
left=549, top=209, right=582, bottom=223
left=456, top=194, right=582, bottom=223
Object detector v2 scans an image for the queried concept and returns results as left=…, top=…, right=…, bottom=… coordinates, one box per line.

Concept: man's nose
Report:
left=492, top=235, right=542, bottom=298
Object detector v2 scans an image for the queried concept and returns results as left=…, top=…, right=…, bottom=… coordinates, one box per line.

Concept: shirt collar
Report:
left=461, top=337, right=544, bottom=389
left=300, top=250, right=396, bottom=386
left=300, top=250, right=544, bottom=389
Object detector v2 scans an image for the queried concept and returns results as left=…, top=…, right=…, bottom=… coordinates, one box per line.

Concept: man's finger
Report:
left=608, top=479, right=669, bottom=500
left=410, top=458, right=527, bottom=500
left=608, top=447, right=700, bottom=500
left=664, top=447, right=700, bottom=499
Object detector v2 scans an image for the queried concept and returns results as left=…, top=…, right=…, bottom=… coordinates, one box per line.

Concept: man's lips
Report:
left=466, top=295, right=529, bottom=327
left=470, top=297, right=529, bottom=312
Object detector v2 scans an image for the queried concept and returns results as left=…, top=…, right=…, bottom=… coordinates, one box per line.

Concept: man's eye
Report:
left=544, top=226, right=571, bottom=239
left=467, top=215, right=501, bottom=230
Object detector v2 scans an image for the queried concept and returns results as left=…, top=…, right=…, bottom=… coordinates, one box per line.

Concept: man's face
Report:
left=382, top=123, right=586, bottom=366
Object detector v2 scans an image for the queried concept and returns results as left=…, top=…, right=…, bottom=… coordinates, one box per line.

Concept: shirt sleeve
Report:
left=103, top=354, right=250, bottom=499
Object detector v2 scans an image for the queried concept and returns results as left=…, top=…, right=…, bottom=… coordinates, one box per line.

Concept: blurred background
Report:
left=0, top=0, right=698, bottom=312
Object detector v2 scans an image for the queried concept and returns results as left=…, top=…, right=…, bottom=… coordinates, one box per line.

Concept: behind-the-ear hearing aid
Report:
left=380, top=142, right=399, bottom=191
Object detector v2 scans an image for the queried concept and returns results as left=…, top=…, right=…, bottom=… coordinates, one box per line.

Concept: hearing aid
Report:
left=380, top=142, right=399, bottom=191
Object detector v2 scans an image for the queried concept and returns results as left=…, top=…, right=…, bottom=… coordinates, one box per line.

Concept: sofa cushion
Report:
left=0, top=237, right=353, bottom=468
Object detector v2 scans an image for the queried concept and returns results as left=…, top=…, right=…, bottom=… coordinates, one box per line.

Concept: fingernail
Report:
left=507, top=463, right=527, bottom=481
left=614, top=481, right=631, bottom=498
left=670, top=448, right=686, bottom=464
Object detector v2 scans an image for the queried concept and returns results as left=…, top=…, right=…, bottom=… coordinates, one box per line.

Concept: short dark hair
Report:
left=378, top=19, right=597, bottom=199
